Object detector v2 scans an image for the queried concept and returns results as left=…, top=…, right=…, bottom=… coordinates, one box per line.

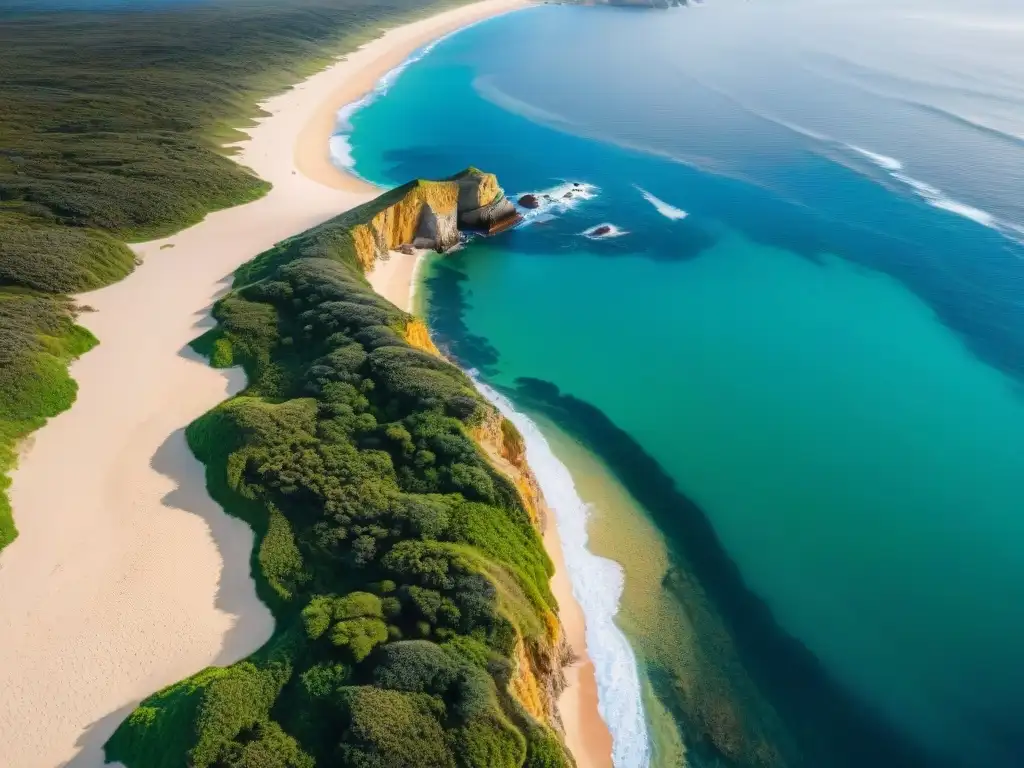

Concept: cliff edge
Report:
left=106, top=170, right=578, bottom=768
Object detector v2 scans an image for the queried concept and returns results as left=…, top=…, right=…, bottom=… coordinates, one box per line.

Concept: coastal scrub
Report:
left=0, top=0, right=468, bottom=551
left=107, top=177, right=575, bottom=767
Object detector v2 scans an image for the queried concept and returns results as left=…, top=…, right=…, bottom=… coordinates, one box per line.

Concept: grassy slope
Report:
left=106, top=184, right=573, bottom=767
left=0, top=290, right=97, bottom=548
left=0, top=0, right=464, bottom=551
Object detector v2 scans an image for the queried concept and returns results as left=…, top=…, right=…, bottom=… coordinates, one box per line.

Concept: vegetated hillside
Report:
left=107, top=180, right=575, bottom=768
left=0, top=0, right=461, bottom=551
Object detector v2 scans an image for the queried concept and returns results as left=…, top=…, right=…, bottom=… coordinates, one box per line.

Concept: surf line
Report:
left=473, top=378, right=653, bottom=768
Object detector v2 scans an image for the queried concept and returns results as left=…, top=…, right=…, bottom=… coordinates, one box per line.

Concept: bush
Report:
left=335, top=687, right=455, bottom=768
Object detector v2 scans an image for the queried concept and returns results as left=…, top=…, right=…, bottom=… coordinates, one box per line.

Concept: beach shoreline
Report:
left=0, top=0, right=610, bottom=765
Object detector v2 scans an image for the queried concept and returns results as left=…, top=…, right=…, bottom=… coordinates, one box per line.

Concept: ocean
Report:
left=334, top=1, right=1024, bottom=766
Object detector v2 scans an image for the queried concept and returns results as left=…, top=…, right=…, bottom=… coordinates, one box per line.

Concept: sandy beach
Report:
left=0, top=0, right=611, bottom=766
left=366, top=249, right=426, bottom=312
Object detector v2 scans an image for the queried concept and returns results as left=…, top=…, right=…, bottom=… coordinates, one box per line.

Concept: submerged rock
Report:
left=592, top=225, right=611, bottom=237
left=563, top=192, right=573, bottom=199
left=518, top=194, right=540, bottom=209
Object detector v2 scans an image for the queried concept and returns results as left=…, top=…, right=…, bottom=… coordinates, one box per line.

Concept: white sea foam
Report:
left=406, top=251, right=428, bottom=312
left=328, top=23, right=480, bottom=173
left=328, top=134, right=355, bottom=169
left=848, top=144, right=1023, bottom=240
left=513, top=181, right=600, bottom=225
left=471, top=379, right=652, bottom=768
left=581, top=222, right=628, bottom=240
left=634, top=186, right=689, bottom=220
left=848, top=145, right=904, bottom=171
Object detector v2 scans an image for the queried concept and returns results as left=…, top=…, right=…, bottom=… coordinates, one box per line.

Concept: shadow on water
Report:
left=506, top=377, right=947, bottom=768
left=424, top=258, right=501, bottom=375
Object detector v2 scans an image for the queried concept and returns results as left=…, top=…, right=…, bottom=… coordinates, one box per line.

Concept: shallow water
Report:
left=342, top=3, right=1024, bottom=766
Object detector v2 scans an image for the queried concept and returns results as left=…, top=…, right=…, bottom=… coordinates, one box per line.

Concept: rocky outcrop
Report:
left=456, top=170, right=521, bottom=234
left=518, top=194, right=540, bottom=209
left=347, top=168, right=521, bottom=272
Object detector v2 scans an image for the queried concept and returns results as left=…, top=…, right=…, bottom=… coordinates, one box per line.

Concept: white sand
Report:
left=366, top=250, right=426, bottom=312
left=0, top=1, right=609, bottom=765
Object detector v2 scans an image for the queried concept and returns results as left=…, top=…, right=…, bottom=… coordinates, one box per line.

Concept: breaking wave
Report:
left=471, top=379, right=652, bottom=768
left=635, top=186, right=689, bottom=220
left=329, top=21, right=486, bottom=174
left=847, top=144, right=1024, bottom=241
left=582, top=223, right=629, bottom=240
left=512, top=181, right=600, bottom=226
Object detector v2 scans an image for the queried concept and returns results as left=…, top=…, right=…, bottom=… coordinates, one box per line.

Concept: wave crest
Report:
left=329, top=22, right=484, bottom=174
left=513, top=181, right=599, bottom=225
left=635, top=186, right=689, bottom=220
left=849, top=144, right=1023, bottom=241
left=472, top=379, right=652, bottom=768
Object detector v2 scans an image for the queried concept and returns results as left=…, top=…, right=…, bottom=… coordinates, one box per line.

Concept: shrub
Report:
left=107, top=160, right=573, bottom=766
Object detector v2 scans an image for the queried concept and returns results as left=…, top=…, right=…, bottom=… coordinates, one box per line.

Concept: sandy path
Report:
left=0, top=1, right=611, bottom=765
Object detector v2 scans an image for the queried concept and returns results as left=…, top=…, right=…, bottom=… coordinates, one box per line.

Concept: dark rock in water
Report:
left=398, top=243, right=415, bottom=255
left=563, top=192, right=573, bottom=199
left=573, top=182, right=581, bottom=187
left=518, top=194, right=540, bottom=209
left=592, top=225, right=612, bottom=237
left=544, top=194, right=552, bottom=200
left=486, top=212, right=523, bottom=235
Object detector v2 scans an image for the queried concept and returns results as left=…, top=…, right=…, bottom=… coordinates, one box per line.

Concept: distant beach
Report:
left=0, top=2, right=610, bottom=766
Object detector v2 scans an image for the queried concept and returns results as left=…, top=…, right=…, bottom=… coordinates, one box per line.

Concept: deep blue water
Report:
left=339, top=2, right=1024, bottom=766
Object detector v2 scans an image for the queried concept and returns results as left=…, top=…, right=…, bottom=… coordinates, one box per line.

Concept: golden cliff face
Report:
left=353, top=171, right=566, bottom=743
left=402, top=318, right=440, bottom=356
left=351, top=179, right=459, bottom=271
left=470, top=407, right=571, bottom=737
left=403, top=328, right=570, bottom=742
left=350, top=169, right=515, bottom=272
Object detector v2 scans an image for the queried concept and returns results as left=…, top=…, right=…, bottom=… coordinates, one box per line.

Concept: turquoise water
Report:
left=339, top=3, right=1024, bottom=766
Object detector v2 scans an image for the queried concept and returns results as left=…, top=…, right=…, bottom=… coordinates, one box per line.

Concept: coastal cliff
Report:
left=106, top=171, right=577, bottom=768
left=347, top=168, right=520, bottom=272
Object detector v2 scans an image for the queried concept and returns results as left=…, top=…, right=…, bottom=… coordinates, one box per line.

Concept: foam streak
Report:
left=473, top=380, right=652, bottom=768
left=848, top=144, right=1022, bottom=240
left=634, top=186, right=689, bottom=220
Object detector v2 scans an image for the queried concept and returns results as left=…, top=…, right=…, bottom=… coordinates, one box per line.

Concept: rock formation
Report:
left=518, top=193, right=540, bottom=209
left=343, top=168, right=521, bottom=272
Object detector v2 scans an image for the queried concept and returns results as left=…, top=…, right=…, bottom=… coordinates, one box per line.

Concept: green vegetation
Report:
left=0, top=0, right=464, bottom=551
left=0, top=290, right=96, bottom=548
left=107, top=189, right=574, bottom=767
